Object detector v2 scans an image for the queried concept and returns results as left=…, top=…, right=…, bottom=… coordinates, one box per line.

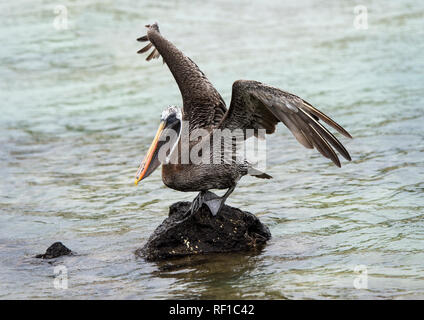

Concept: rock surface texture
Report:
left=35, top=242, right=72, bottom=259
left=136, top=201, right=271, bottom=261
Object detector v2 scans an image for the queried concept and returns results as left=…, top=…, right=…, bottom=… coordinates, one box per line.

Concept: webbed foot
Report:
left=202, top=191, right=224, bottom=216
left=183, top=185, right=236, bottom=218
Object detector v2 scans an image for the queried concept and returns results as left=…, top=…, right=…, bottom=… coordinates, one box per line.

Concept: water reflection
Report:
left=147, top=250, right=271, bottom=299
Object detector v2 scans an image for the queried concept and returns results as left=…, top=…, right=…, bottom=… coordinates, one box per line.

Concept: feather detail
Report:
left=219, top=80, right=352, bottom=167
left=137, top=35, right=149, bottom=42
left=137, top=42, right=153, bottom=54
left=146, top=49, right=157, bottom=61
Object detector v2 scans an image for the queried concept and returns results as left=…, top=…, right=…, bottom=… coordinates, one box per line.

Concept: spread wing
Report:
left=218, top=80, right=352, bottom=167
left=137, top=23, right=227, bottom=131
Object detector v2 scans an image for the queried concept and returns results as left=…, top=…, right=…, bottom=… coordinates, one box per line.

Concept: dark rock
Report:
left=35, top=242, right=72, bottom=259
left=136, top=201, right=271, bottom=261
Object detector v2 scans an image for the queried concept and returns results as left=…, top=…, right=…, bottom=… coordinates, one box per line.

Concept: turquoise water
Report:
left=1, top=0, right=423, bottom=299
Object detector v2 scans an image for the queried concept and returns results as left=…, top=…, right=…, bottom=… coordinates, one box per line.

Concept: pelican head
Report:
left=135, top=105, right=182, bottom=185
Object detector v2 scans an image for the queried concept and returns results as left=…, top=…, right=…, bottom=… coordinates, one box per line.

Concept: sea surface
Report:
left=0, top=0, right=423, bottom=299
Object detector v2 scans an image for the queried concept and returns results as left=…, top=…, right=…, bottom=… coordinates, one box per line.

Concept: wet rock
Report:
left=136, top=201, right=271, bottom=261
left=35, top=242, right=72, bottom=259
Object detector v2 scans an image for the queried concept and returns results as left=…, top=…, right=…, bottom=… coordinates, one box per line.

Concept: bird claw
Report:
left=184, top=187, right=234, bottom=218
left=191, top=193, right=203, bottom=215
left=182, top=191, right=205, bottom=218
left=202, top=191, right=223, bottom=216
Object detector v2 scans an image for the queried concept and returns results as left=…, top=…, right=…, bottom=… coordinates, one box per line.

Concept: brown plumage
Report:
left=135, top=23, right=353, bottom=216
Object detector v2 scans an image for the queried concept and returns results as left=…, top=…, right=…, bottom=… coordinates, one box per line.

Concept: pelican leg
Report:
left=184, top=185, right=236, bottom=218
left=190, top=191, right=205, bottom=215
left=203, top=185, right=236, bottom=216
left=182, top=191, right=206, bottom=218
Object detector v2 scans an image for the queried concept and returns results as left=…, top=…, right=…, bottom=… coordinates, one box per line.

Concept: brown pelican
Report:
left=135, top=23, right=352, bottom=216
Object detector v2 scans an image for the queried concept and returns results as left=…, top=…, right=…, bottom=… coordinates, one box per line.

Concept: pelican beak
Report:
left=135, top=120, right=166, bottom=185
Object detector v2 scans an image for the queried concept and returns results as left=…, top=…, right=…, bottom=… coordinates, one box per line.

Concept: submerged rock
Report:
left=136, top=201, right=271, bottom=261
left=35, top=242, right=72, bottom=259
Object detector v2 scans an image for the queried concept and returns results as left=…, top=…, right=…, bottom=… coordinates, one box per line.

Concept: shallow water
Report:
left=1, top=0, right=424, bottom=299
